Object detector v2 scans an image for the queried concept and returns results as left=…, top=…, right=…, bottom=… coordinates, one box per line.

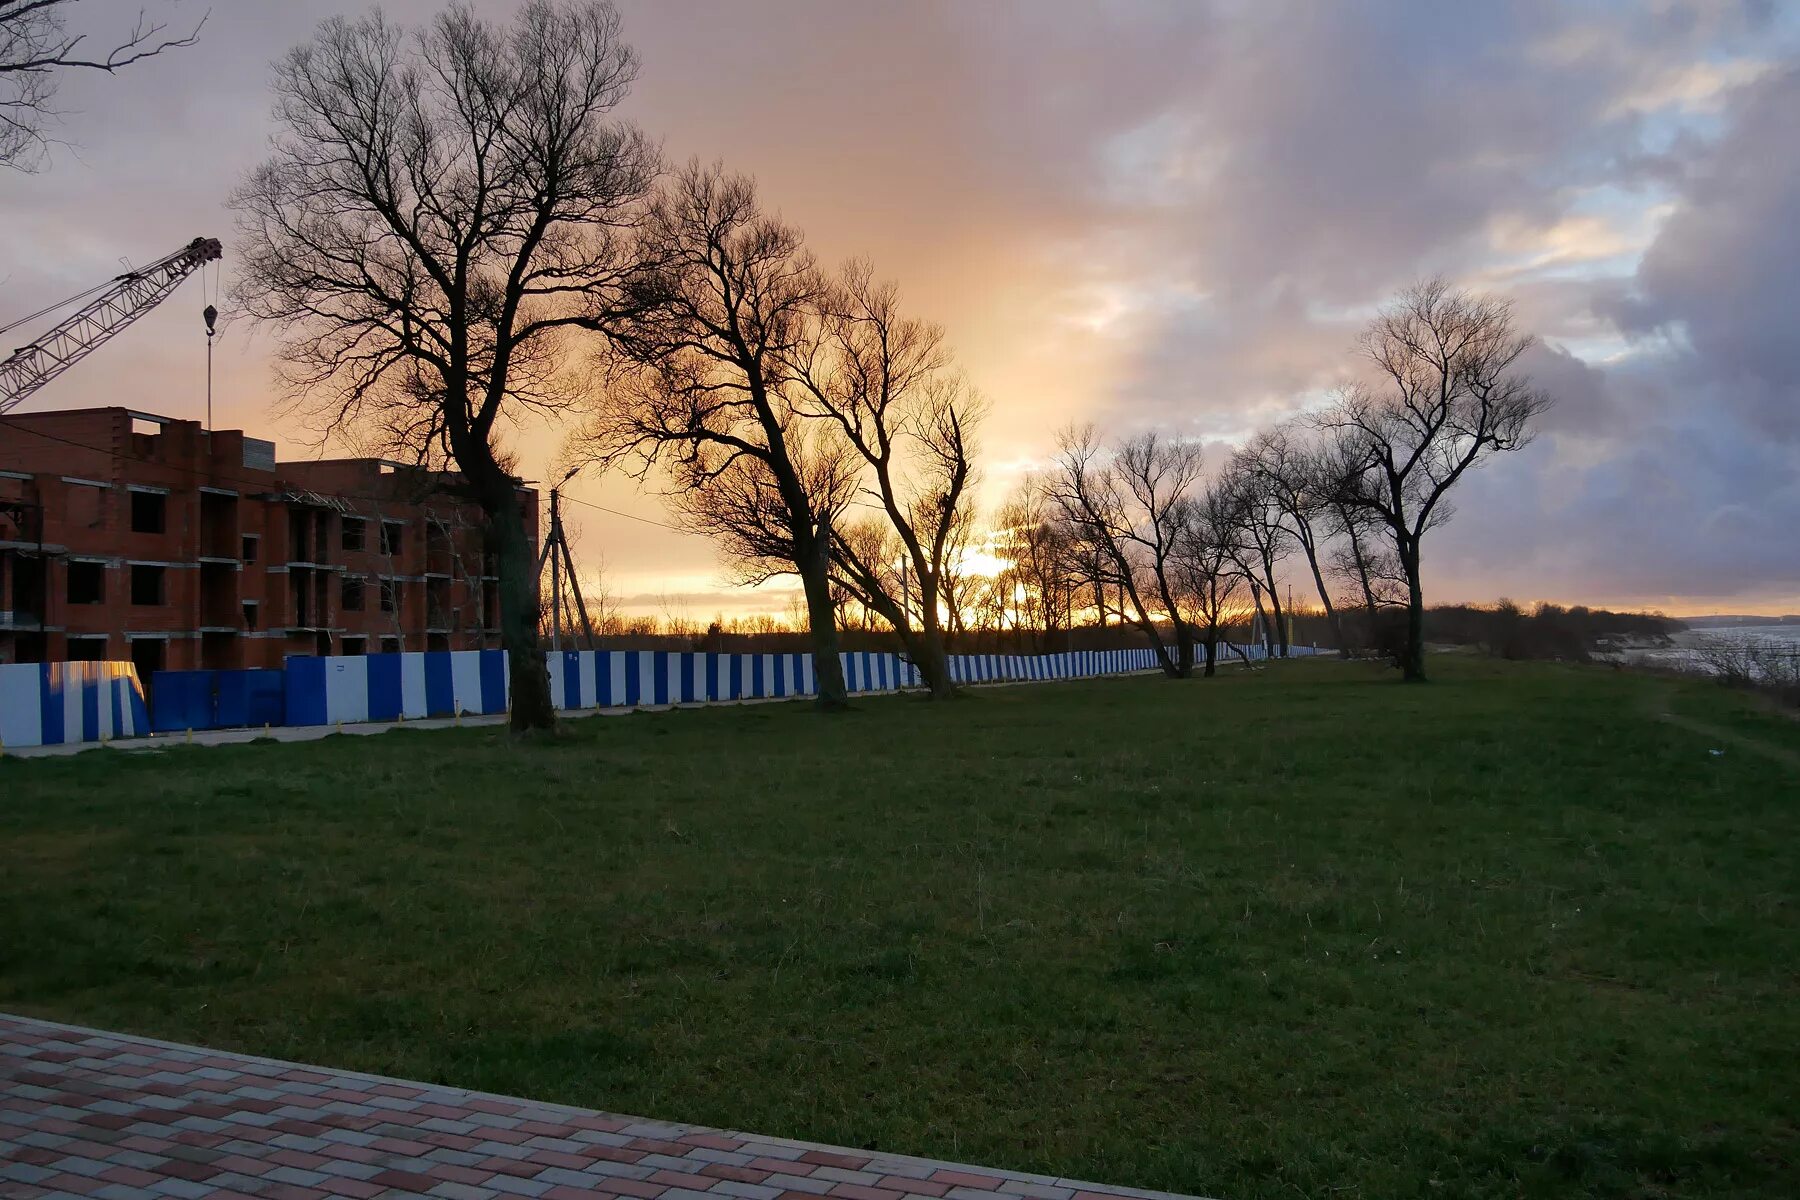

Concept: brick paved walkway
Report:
left=0, top=1014, right=1206, bottom=1200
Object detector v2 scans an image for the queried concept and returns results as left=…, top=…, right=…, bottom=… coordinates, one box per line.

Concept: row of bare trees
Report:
left=232, top=1, right=986, bottom=725
left=989, top=279, right=1550, bottom=683
left=229, top=1, right=1548, bottom=729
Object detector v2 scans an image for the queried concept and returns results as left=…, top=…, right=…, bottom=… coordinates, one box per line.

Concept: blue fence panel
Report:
left=150, top=670, right=216, bottom=733
left=216, top=669, right=285, bottom=728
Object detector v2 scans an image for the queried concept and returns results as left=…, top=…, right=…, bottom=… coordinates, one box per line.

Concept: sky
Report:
left=4, top=0, right=1798, bottom=619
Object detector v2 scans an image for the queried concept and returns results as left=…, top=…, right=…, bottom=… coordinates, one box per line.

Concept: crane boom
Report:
left=0, top=236, right=223, bottom=416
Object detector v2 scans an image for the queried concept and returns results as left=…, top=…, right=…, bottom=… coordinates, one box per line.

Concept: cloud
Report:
left=2, top=0, right=1795, bottom=615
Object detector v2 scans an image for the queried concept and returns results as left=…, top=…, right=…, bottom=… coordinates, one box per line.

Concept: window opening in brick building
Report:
left=66, top=560, right=105, bottom=604
left=130, top=490, right=165, bottom=534
left=129, top=564, right=165, bottom=606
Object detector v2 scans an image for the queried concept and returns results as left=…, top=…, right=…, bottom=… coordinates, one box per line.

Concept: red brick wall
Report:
left=0, top=407, right=538, bottom=670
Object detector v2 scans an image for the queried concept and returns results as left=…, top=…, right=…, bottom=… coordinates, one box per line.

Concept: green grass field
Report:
left=2, top=659, right=1795, bottom=1199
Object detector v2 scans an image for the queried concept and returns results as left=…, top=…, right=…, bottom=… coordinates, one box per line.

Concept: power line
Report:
left=556, top=489, right=695, bottom=535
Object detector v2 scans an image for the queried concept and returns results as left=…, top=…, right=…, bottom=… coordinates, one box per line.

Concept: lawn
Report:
left=2, top=658, right=1795, bottom=1199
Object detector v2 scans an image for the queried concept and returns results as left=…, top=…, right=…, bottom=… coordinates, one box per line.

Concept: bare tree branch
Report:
left=0, top=0, right=206, bottom=170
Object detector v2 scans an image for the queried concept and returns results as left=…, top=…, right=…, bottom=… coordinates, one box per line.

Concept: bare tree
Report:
left=231, top=0, right=656, bottom=730
left=1323, top=278, right=1552, bottom=681
left=789, top=263, right=984, bottom=699
left=1046, top=425, right=1204, bottom=677
left=1173, top=483, right=1249, bottom=677
left=1, top=0, right=204, bottom=170
left=1243, top=423, right=1346, bottom=655
left=1217, top=449, right=1292, bottom=657
left=582, top=162, right=857, bottom=709
left=992, top=479, right=1079, bottom=653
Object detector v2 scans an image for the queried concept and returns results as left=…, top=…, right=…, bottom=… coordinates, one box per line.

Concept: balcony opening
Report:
left=200, top=491, right=238, bottom=558
left=7, top=553, right=44, bottom=625
left=201, top=560, right=238, bottom=626
left=342, top=516, right=367, bottom=552
left=288, top=508, right=312, bottom=563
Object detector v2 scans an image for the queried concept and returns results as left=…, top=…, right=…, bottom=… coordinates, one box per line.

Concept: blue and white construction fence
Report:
left=0, top=661, right=152, bottom=750
left=285, top=647, right=1170, bottom=725
left=1, top=642, right=1324, bottom=748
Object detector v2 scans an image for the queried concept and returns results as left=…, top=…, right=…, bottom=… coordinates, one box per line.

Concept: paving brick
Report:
left=931, top=1174, right=1005, bottom=1192
left=801, top=1153, right=872, bottom=1172
left=996, top=1182, right=1073, bottom=1200
left=589, top=1175, right=670, bottom=1198
left=829, top=1185, right=905, bottom=1200
left=0, top=1015, right=1209, bottom=1200
left=372, top=1167, right=445, bottom=1191
left=427, top=1183, right=496, bottom=1200
left=812, top=1168, right=885, bottom=1187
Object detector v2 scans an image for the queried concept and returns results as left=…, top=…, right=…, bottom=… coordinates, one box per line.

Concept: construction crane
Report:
left=0, top=236, right=222, bottom=416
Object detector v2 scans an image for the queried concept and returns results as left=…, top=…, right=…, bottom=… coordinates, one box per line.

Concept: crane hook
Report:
left=203, top=304, right=218, bottom=336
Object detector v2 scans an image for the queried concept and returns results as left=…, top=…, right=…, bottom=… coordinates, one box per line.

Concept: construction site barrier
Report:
left=0, top=643, right=1328, bottom=746
left=0, top=661, right=150, bottom=749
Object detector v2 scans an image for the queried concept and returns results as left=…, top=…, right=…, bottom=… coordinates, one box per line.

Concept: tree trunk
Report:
left=1401, top=542, right=1427, bottom=683
left=1248, top=583, right=1271, bottom=658
left=489, top=488, right=554, bottom=732
left=1300, top=538, right=1347, bottom=658
left=914, top=629, right=955, bottom=699
left=800, top=532, right=849, bottom=710
left=1345, top=515, right=1378, bottom=651
left=1262, top=557, right=1289, bottom=658
left=1173, top=619, right=1194, bottom=678
left=915, top=595, right=957, bottom=699
left=1202, top=630, right=1217, bottom=677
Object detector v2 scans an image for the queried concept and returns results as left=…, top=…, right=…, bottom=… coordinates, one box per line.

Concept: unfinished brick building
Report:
left=0, top=407, right=538, bottom=677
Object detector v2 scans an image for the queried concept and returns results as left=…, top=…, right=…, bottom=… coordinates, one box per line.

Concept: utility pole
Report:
left=537, top=468, right=597, bottom=652
left=550, top=487, right=562, bottom=651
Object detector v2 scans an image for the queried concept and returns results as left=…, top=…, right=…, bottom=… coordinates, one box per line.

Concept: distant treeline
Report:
left=1417, top=601, right=1682, bottom=661
left=551, top=600, right=1684, bottom=664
